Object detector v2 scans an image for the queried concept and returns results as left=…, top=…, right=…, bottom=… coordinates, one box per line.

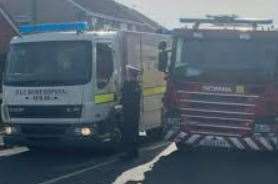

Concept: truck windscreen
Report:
left=175, top=38, right=278, bottom=83
left=5, top=41, right=92, bottom=86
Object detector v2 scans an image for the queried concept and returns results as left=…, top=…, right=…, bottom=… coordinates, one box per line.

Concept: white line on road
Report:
left=37, top=158, right=119, bottom=184
left=0, top=147, right=29, bottom=157
left=37, top=141, right=169, bottom=184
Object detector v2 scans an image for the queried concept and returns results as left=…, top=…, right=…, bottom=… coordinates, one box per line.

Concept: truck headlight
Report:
left=4, top=126, right=16, bottom=135
left=81, top=128, right=92, bottom=136
left=74, top=127, right=93, bottom=136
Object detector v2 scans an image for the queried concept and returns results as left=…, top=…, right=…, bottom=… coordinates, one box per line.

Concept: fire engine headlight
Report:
left=4, top=126, right=16, bottom=135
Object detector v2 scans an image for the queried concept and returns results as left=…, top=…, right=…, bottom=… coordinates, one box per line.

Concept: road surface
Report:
left=1, top=138, right=278, bottom=184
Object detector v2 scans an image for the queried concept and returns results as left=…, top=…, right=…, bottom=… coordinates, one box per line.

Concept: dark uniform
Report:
left=121, top=80, right=141, bottom=158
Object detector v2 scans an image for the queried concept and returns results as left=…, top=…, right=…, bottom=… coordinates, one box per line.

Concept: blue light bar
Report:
left=19, top=22, right=89, bottom=34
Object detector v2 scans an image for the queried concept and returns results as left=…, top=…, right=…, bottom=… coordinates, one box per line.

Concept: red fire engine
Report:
left=161, top=15, right=278, bottom=151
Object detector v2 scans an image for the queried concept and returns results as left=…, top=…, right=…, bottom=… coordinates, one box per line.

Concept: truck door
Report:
left=94, top=42, right=117, bottom=108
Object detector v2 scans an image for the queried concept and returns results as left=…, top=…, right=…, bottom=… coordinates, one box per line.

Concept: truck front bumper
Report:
left=3, top=123, right=114, bottom=149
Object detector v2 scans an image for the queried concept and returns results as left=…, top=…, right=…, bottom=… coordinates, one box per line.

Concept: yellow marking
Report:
left=236, top=86, right=245, bottom=94
left=143, top=86, right=166, bottom=97
left=95, top=93, right=115, bottom=104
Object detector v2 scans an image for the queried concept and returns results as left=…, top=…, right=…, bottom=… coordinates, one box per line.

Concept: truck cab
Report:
left=2, top=23, right=170, bottom=149
left=163, top=16, right=278, bottom=151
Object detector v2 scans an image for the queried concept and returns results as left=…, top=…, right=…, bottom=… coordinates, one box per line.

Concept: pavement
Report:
left=1, top=139, right=278, bottom=184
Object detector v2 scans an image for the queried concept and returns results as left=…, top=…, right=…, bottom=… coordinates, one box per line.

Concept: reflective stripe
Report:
left=186, top=134, right=201, bottom=144
left=258, top=137, right=273, bottom=151
left=143, top=86, right=166, bottom=97
left=95, top=93, right=115, bottom=104
left=244, top=137, right=260, bottom=150
left=230, top=137, right=245, bottom=150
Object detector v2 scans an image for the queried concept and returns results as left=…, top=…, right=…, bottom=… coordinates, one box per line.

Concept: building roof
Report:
left=0, top=3, right=19, bottom=54
left=0, top=0, right=163, bottom=31
left=67, top=0, right=163, bottom=30
left=0, top=3, right=19, bottom=35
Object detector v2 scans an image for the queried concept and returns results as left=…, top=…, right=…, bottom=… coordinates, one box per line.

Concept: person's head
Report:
left=126, top=65, right=141, bottom=82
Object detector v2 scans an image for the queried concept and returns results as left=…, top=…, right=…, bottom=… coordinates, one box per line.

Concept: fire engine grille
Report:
left=177, top=89, right=259, bottom=136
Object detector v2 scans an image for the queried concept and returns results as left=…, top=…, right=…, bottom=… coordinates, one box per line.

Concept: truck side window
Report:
left=96, top=43, right=114, bottom=89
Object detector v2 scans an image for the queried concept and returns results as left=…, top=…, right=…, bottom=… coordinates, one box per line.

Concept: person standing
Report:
left=120, top=65, right=142, bottom=159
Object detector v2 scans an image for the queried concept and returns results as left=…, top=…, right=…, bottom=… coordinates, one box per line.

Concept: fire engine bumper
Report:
left=174, top=132, right=278, bottom=151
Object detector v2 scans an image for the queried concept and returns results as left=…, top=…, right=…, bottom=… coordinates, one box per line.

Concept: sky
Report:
left=116, top=0, right=278, bottom=29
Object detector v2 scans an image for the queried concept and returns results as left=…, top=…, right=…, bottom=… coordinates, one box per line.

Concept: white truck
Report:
left=2, top=23, right=171, bottom=149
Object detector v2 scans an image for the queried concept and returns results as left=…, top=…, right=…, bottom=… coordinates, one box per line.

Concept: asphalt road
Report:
left=1, top=140, right=278, bottom=184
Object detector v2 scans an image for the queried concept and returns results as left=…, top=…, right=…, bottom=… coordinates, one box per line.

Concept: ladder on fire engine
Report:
left=180, top=15, right=274, bottom=30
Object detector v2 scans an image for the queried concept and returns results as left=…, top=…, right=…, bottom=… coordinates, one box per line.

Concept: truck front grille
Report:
left=8, top=105, right=82, bottom=119
left=20, top=125, right=67, bottom=136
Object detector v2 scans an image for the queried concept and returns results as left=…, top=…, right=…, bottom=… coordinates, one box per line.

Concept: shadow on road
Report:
left=142, top=148, right=278, bottom=184
left=0, top=148, right=116, bottom=184
left=57, top=143, right=170, bottom=184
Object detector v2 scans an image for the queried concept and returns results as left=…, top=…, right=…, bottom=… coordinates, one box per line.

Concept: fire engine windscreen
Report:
left=5, top=41, right=92, bottom=86
left=175, top=39, right=278, bottom=83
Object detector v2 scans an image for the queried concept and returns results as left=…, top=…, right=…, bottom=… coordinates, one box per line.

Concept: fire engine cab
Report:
left=161, top=15, right=278, bottom=151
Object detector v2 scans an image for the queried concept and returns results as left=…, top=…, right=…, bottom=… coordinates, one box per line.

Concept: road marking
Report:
left=0, top=147, right=29, bottom=157
left=113, top=143, right=176, bottom=184
left=37, top=141, right=169, bottom=184
left=37, top=158, right=118, bottom=184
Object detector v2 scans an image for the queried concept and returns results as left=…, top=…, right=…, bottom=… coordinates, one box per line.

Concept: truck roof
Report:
left=10, top=31, right=118, bottom=44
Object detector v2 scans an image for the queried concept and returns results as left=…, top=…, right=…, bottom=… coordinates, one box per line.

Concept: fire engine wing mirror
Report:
left=158, top=41, right=169, bottom=72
